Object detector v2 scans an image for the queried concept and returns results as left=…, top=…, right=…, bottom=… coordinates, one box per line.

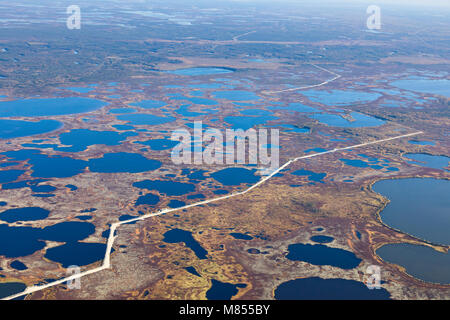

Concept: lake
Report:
left=373, top=178, right=450, bottom=246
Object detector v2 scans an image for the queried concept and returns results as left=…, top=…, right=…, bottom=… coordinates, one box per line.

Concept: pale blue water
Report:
left=390, top=78, right=450, bottom=97
left=373, top=178, right=450, bottom=246
left=0, top=119, right=62, bottom=139
left=377, top=243, right=450, bottom=284
left=165, top=67, right=234, bottom=76
left=0, top=97, right=106, bottom=117
left=302, top=90, right=381, bottom=106
left=404, top=153, right=449, bottom=171
left=309, top=112, right=385, bottom=128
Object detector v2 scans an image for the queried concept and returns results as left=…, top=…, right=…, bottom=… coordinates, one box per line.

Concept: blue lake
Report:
left=404, top=153, right=449, bottom=171
left=0, top=169, right=25, bottom=183
left=390, top=79, right=450, bottom=98
left=310, top=235, right=334, bottom=244
left=2, top=149, right=87, bottom=178
left=292, top=169, right=326, bottom=183
left=0, top=207, right=50, bottom=223
left=108, top=108, right=136, bottom=114
left=211, top=168, right=260, bottom=186
left=0, top=97, right=106, bottom=117
left=286, top=243, right=361, bottom=269
left=302, top=90, right=381, bottom=106
left=0, top=119, right=62, bottom=139
left=274, top=277, right=390, bottom=300
left=0, top=221, right=95, bottom=258
left=309, top=112, right=385, bottom=128
left=88, top=153, right=161, bottom=173
left=408, top=140, right=435, bottom=146
left=206, top=279, right=240, bottom=300
left=163, top=228, right=208, bottom=259
left=373, top=178, right=450, bottom=246
left=135, top=193, right=160, bottom=206
left=377, top=243, right=450, bottom=284
left=44, top=241, right=107, bottom=268
left=165, top=67, right=234, bottom=76
left=24, top=129, right=137, bottom=152
left=136, top=139, right=179, bottom=151
left=230, top=233, right=253, bottom=240
left=0, top=282, right=27, bottom=299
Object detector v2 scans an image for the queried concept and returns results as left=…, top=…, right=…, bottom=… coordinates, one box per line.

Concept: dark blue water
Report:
left=0, top=97, right=106, bottom=117
left=274, top=277, right=390, bottom=300
left=229, top=233, right=253, bottom=240
left=185, top=266, right=201, bottom=277
left=0, top=221, right=95, bottom=258
left=310, top=235, right=334, bottom=244
left=168, top=200, right=186, bottom=208
left=0, top=169, right=25, bottom=183
left=135, top=193, right=160, bottom=206
left=0, top=119, right=62, bottom=139
left=0, top=282, right=27, bottom=299
left=377, top=243, right=450, bottom=284
left=211, top=168, right=260, bottom=186
left=88, top=153, right=161, bottom=173
left=206, top=279, right=239, bottom=300
left=286, top=243, right=361, bottom=269
left=133, top=180, right=195, bottom=196
left=292, top=169, right=326, bottom=183
left=373, top=178, right=450, bottom=246
left=10, top=260, right=27, bottom=270
left=163, top=228, right=208, bottom=259
left=2, top=149, right=87, bottom=178
left=44, top=241, right=107, bottom=268
left=0, top=207, right=50, bottom=223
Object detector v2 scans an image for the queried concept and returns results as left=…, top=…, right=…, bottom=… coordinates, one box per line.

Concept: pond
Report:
left=274, top=277, right=390, bottom=300
left=163, top=228, right=208, bottom=259
left=211, top=167, right=260, bottom=186
left=286, top=243, right=361, bottom=269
